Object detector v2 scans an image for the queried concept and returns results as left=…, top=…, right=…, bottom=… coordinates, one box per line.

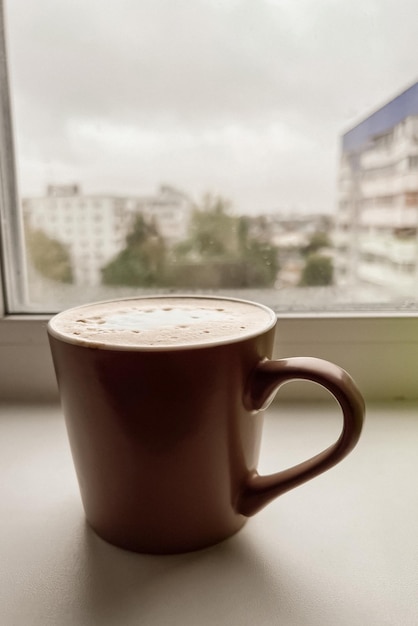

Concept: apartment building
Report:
left=22, top=184, right=192, bottom=287
left=334, top=81, right=418, bottom=296
left=132, top=185, right=192, bottom=247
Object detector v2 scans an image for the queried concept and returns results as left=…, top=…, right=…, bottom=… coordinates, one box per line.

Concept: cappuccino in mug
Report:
left=48, top=297, right=275, bottom=348
left=48, top=295, right=364, bottom=554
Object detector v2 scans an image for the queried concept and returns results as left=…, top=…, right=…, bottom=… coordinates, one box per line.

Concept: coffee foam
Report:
left=48, top=297, right=275, bottom=349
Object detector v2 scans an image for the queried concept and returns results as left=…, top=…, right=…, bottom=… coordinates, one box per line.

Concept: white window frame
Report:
left=1, top=4, right=417, bottom=404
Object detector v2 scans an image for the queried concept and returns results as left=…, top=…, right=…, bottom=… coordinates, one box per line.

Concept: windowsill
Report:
left=1, top=313, right=418, bottom=401
left=1, top=400, right=417, bottom=625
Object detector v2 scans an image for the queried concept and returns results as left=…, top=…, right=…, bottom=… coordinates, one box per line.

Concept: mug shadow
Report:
left=4, top=495, right=328, bottom=626
left=79, top=520, right=315, bottom=625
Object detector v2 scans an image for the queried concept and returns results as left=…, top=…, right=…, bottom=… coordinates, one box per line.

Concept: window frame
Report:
left=0, top=2, right=28, bottom=315
left=1, top=3, right=417, bottom=404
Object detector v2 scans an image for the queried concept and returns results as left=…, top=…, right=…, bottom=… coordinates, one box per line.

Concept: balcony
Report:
left=361, top=171, right=418, bottom=198
left=360, top=207, right=418, bottom=228
left=359, top=233, right=418, bottom=264
left=361, top=150, right=395, bottom=170
left=357, top=261, right=417, bottom=294
left=360, top=137, right=416, bottom=169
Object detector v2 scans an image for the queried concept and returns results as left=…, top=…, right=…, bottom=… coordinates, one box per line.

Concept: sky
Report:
left=5, top=0, right=418, bottom=215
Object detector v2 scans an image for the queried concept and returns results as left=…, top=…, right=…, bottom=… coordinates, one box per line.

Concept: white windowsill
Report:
left=0, top=400, right=416, bottom=625
left=1, top=312, right=417, bottom=401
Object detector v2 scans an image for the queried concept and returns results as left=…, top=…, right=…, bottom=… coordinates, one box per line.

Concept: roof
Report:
left=342, top=81, right=418, bottom=153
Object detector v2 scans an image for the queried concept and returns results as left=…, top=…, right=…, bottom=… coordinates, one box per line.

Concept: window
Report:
left=1, top=1, right=418, bottom=402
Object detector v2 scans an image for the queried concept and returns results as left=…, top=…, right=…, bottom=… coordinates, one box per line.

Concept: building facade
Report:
left=23, top=184, right=192, bottom=287
left=334, top=82, right=418, bottom=297
left=132, top=185, right=192, bottom=247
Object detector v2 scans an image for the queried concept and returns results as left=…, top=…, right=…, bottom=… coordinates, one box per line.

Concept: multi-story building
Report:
left=22, top=184, right=192, bottom=287
left=334, top=81, right=418, bottom=296
left=133, top=185, right=192, bottom=247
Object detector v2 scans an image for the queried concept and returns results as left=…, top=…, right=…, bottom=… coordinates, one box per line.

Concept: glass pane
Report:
left=3, top=0, right=418, bottom=313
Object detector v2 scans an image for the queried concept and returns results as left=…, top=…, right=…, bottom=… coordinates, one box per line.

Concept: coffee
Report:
left=48, top=296, right=275, bottom=349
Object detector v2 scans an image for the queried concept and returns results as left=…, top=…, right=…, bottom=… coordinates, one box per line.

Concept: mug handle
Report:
left=238, top=356, right=365, bottom=516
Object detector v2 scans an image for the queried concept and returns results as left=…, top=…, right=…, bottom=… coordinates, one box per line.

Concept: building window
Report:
left=404, top=193, right=418, bottom=207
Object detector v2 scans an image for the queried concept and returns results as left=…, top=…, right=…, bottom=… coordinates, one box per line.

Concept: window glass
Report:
left=3, top=0, right=418, bottom=313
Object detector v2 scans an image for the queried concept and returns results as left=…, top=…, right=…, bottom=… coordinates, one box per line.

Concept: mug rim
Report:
left=47, top=294, right=277, bottom=352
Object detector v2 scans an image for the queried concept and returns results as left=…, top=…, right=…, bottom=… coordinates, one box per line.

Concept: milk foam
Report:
left=48, top=297, right=275, bottom=349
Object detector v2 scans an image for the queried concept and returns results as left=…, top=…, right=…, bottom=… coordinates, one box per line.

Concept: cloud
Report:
left=5, top=0, right=418, bottom=211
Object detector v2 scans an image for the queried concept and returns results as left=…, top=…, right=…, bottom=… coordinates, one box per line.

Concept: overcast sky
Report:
left=5, top=0, right=418, bottom=215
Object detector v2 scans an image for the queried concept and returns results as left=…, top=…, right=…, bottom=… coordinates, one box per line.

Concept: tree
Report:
left=101, top=214, right=166, bottom=286
left=175, top=194, right=238, bottom=259
left=236, top=216, right=279, bottom=286
left=301, top=231, right=331, bottom=257
left=26, top=228, right=73, bottom=283
left=172, top=195, right=279, bottom=288
left=299, top=254, right=334, bottom=286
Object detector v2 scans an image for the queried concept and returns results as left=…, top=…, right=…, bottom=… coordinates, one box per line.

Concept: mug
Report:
left=47, top=295, right=364, bottom=554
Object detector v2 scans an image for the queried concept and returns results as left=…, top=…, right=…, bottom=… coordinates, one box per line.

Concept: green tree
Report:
left=101, top=214, right=166, bottom=286
left=172, top=195, right=279, bottom=288
left=176, top=194, right=238, bottom=260
left=236, top=216, right=279, bottom=285
left=26, top=228, right=73, bottom=283
left=301, top=231, right=331, bottom=257
left=299, top=254, right=334, bottom=286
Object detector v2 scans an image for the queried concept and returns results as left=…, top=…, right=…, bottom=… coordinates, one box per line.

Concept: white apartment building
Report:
left=23, top=184, right=192, bottom=287
left=132, top=185, right=192, bottom=247
left=334, top=81, right=418, bottom=297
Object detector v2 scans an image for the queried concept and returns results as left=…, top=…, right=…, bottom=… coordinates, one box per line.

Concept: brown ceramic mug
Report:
left=47, top=295, right=364, bottom=554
